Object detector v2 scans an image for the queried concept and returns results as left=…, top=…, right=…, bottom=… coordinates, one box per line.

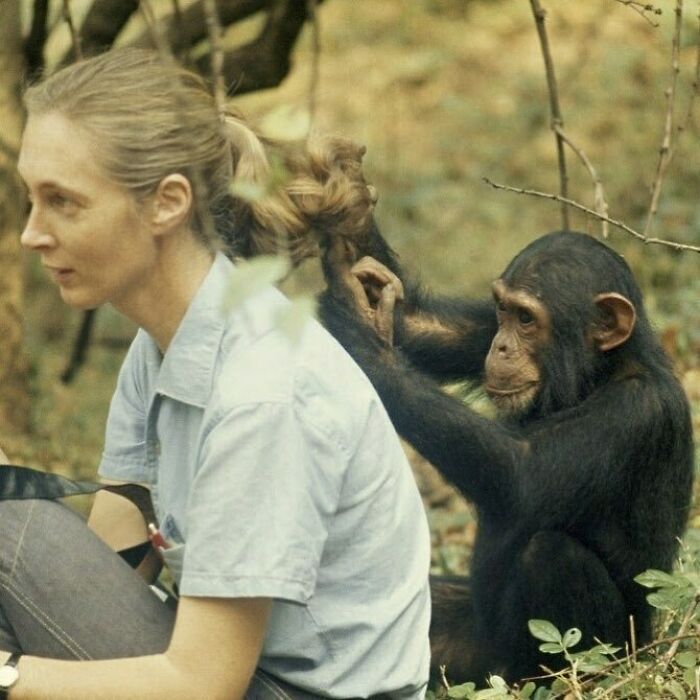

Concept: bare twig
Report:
left=483, top=178, right=700, bottom=253
left=643, top=0, right=683, bottom=239
left=306, top=0, right=321, bottom=137
left=439, top=664, right=450, bottom=691
left=554, top=125, right=610, bottom=239
left=24, top=0, right=50, bottom=74
left=203, top=0, right=227, bottom=118
left=661, top=594, right=700, bottom=667
left=170, top=0, right=187, bottom=62
left=139, top=0, right=173, bottom=57
left=528, top=0, right=570, bottom=230
left=612, top=0, right=663, bottom=26
left=62, top=0, right=83, bottom=60
left=677, top=4, right=700, bottom=137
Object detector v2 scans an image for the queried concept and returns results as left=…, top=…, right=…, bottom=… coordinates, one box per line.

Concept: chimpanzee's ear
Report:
left=592, top=293, right=636, bottom=351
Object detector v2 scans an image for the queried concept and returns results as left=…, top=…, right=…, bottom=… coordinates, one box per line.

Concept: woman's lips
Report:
left=45, top=266, right=75, bottom=283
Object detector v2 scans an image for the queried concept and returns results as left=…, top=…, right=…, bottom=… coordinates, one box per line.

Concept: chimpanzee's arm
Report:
left=344, top=220, right=498, bottom=383
left=397, top=293, right=496, bottom=383
left=319, top=292, right=521, bottom=512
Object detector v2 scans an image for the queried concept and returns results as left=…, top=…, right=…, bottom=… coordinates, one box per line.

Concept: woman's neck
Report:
left=113, top=235, right=216, bottom=353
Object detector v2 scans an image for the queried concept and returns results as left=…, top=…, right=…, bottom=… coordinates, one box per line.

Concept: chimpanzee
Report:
left=318, top=229, right=694, bottom=684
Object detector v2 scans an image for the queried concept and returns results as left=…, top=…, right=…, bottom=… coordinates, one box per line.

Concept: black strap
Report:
left=0, top=463, right=155, bottom=525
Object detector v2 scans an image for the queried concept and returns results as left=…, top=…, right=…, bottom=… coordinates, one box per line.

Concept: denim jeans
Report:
left=0, top=498, right=321, bottom=699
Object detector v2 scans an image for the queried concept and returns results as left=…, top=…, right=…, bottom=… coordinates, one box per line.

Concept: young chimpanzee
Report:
left=319, top=229, right=694, bottom=684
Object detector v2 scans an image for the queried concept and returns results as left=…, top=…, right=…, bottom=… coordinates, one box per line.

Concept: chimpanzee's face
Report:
left=484, top=279, right=550, bottom=416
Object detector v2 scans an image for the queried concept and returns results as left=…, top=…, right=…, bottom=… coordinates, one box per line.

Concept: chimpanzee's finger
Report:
left=375, top=283, right=397, bottom=346
left=352, top=258, right=404, bottom=302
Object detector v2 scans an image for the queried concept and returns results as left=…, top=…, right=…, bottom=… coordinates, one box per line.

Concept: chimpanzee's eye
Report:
left=517, top=308, right=534, bottom=325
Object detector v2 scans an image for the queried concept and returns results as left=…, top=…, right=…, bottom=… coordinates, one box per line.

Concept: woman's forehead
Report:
left=18, top=112, right=105, bottom=190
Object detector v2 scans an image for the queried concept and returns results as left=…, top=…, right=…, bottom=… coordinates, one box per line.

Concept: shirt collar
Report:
left=151, top=252, right=233, bottom=408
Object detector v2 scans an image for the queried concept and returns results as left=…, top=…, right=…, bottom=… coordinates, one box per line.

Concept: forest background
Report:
left=0, top=0, right=698, bottom=697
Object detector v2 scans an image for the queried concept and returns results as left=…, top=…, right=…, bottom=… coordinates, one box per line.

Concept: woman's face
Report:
left=18, top=112, right=159, bottom=311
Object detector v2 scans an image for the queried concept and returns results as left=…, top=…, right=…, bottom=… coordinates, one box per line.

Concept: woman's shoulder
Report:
left=211, top=286, right=380, bottom=425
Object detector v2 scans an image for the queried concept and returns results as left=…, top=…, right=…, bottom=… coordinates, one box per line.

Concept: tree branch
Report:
left=642, top=0, right=683, bottom=238
left=128, top=0, right=269, bottom=54
left=24, top=0, right=49, bottom=76
left=677, top=4, right=700, bottom=140
left=203, top=0, right=227, bottom=117
left=553, top=124, right=610, bottom=239
left=306, top=0, right=321, bottom=135
left=483, top=178, right=700, bottom=253
left=196, top=0, right=311, bottom=95
left=59, top=0, right=139, bottom=64
left=62, top=0, right=83, bottom=61
left=529, top=0, right=570, bottom=230
left=612, top=0, right=663, bottom=26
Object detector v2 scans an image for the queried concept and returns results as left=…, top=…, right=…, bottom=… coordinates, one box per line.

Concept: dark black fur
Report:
left=319, top=230, right=694, bottom=683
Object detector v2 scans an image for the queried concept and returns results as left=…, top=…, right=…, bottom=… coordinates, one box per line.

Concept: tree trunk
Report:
left=0, top=0, right=29, bottom=432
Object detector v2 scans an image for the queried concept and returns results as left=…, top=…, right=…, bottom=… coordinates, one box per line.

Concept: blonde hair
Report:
left=23, top=48, right=375, bottom=263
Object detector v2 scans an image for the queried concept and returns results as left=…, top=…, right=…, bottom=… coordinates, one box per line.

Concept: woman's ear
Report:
left=150, top=174, right=193, bottom=235
left=592, top=292, right=636, bottom=351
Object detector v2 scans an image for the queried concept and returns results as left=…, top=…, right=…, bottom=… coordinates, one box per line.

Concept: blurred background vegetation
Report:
left=0, top=0, right=698, bottom=613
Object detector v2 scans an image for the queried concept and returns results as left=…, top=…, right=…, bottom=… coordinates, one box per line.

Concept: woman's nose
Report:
left=20, top=210, right=55, bottom=250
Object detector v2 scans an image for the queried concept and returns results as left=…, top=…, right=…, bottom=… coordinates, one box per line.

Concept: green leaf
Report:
left=447, top=682, right=476, bottom=699
left=517, top=682, right=536, bottom=699
left=682, top=667, right=698, bottom=687
left=634, top=569, right=683, bottom=589
left=229, top=179, right=267, bottom=203
left=647, top=587, right=691, bottom=611
left=550, top=678, right=569, bottom=695
left=259, top=105, right=311, bottom=141
left=664, top=679, right=687, bottom=700
left=528, top=619, right=562, bottom=643
left=586, top=643, right=622, bottom=656
left=675, top=651, right=697, bottom=668
left=473, top=689, right=508, bottom=700
left=562, top=627, right=582, bottom=649
left=577, top=654, right=609, bottom=673
left=538, top=642, right=564, bottom=654
left=489, top=676, right=508, bottom=692
left=532, top=689, right=553, bottom=700
left=274, top=295, right=316, bottom=345
left=223, top=256, right=290, bottom=312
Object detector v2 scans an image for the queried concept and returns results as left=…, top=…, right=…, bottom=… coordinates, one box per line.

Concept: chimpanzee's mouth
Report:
left=485, top=382, right=539, bottom=397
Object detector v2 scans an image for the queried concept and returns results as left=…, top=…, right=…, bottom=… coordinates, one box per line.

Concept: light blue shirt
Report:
left=99, top=253, right=431, bottom=699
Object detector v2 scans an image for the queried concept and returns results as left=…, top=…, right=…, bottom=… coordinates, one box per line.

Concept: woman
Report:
left=1, top=48, right=430, bottom=699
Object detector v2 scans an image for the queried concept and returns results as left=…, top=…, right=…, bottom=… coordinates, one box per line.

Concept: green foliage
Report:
left=435, top=562, right=700, bottom=700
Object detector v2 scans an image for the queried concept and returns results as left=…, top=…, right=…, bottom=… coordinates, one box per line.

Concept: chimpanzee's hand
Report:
left=351, top=257, right=404, bottom=346
left=323, top=239, right=403, bottom=346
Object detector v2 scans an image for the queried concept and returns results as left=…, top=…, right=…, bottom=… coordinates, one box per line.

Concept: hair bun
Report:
left=287, top=136, right=376, bottom=259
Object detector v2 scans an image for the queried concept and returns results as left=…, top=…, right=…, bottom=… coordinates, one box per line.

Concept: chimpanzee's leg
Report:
left=505, top=531, right=628, bottom=681
left=429, top=576, right=485, bottom=684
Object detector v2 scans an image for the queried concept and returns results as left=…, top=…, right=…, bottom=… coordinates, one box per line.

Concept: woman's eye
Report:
left=50, top=194, right=68, bottom=207
left=49, top=193, right=77, bottom=213
left=517, top=309, right=534, bottom=325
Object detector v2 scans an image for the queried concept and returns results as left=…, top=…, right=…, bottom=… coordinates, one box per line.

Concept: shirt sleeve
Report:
left=179, top=398, right=348, bottom=603
left=98, top=334, right=150, bottom=483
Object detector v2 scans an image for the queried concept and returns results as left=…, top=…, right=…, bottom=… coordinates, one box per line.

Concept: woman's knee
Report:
left=0, top=499, right=80, bottom=574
